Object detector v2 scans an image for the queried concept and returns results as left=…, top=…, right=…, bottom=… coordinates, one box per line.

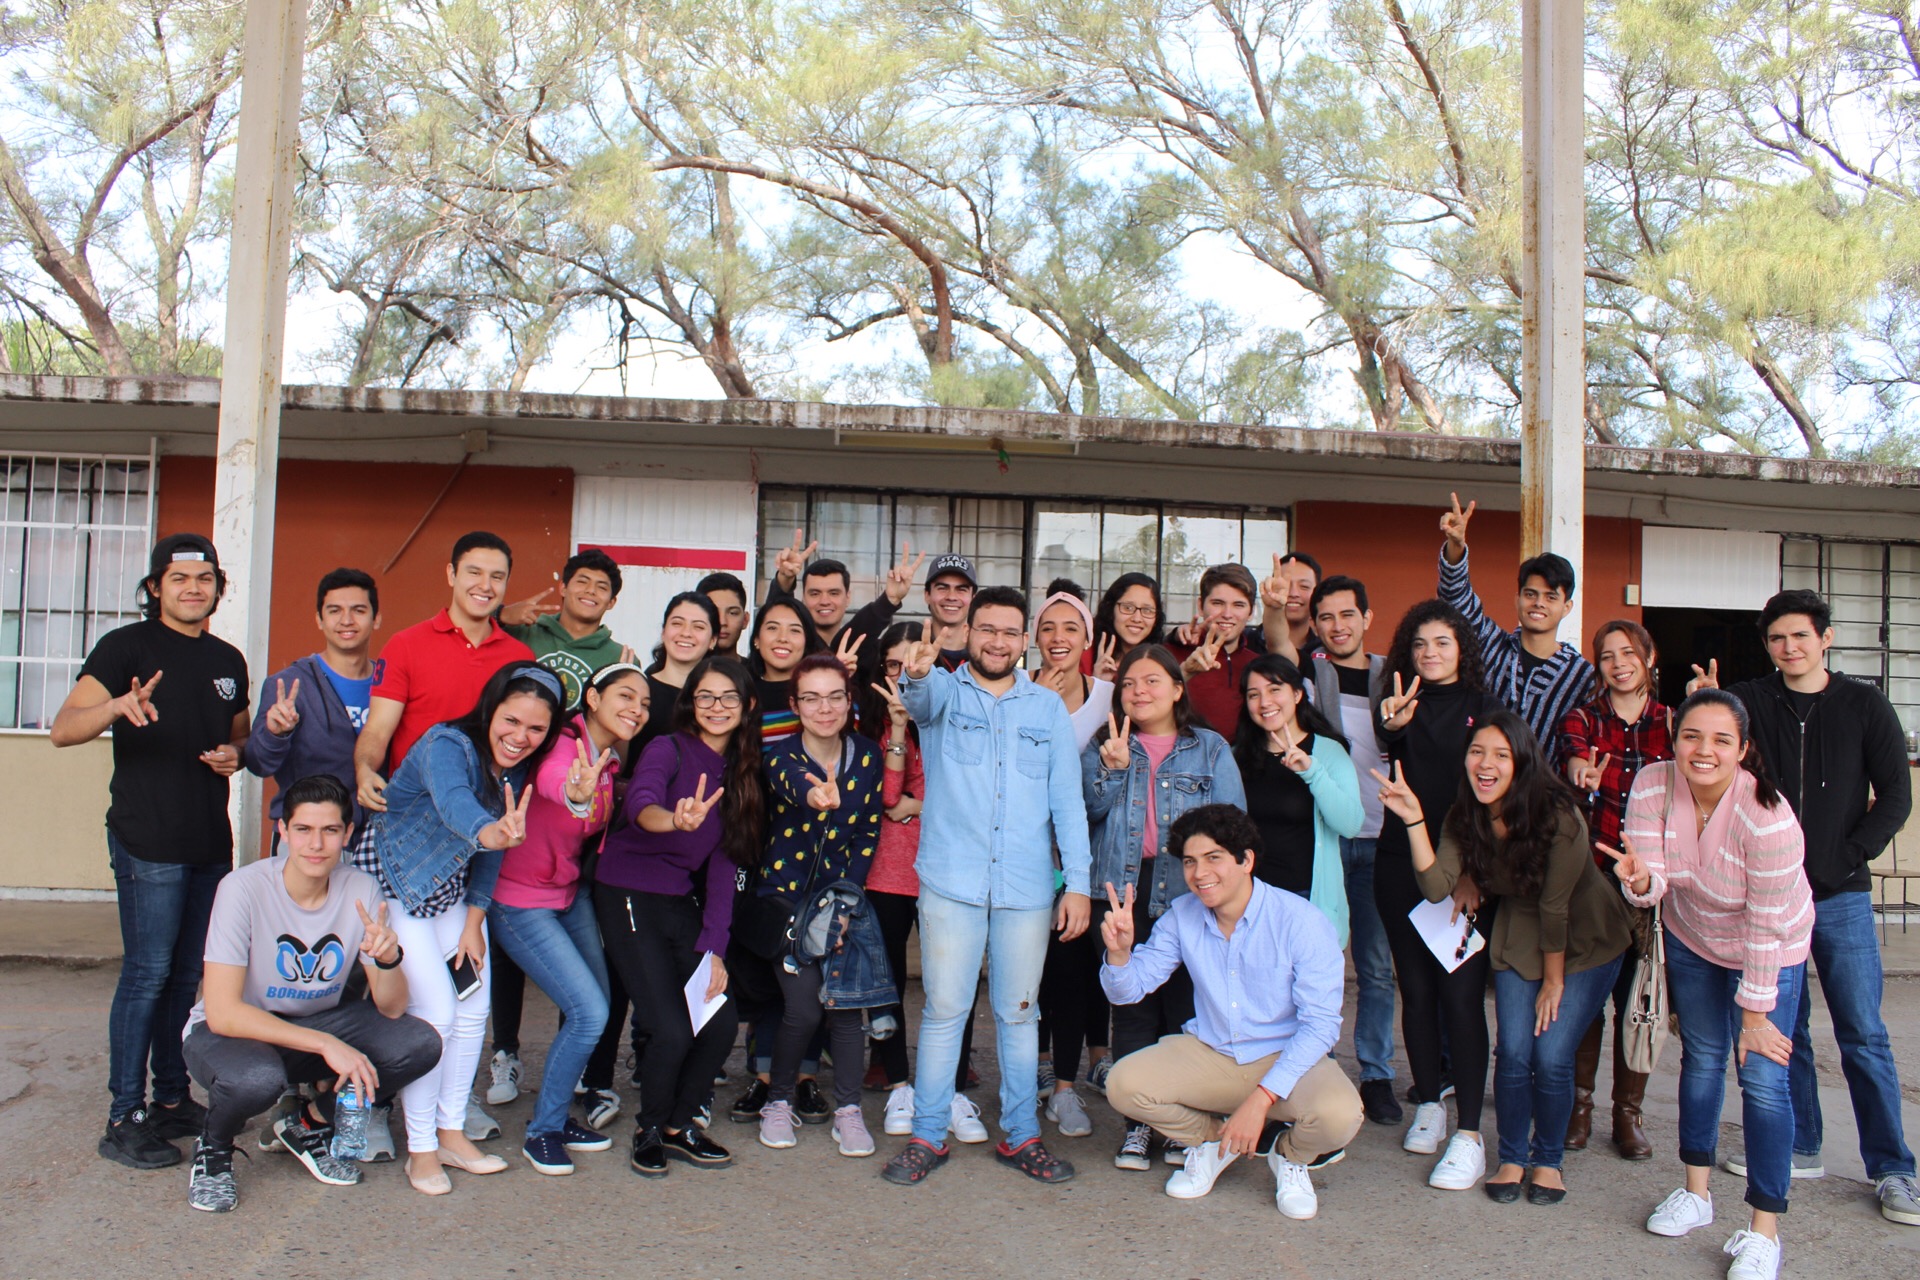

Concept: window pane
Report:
left=1101, top=506, right=1159, bottom=585
left=1243, top=516, right=1291, bottom=578
left=1032, top=505, right=1099, bottom=595
left=1827, top=542, right=1883, bottom=573
left=951, top=498, right=1025, bottom=590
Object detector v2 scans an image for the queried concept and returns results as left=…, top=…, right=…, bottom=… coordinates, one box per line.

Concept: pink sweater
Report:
left=1621, top=762, right=1813, bottom=1012
left=493, top=717, right=618, bottom=910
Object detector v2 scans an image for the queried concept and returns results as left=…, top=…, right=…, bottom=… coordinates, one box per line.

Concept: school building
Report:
left=4, top=373, right=1919, bottom=894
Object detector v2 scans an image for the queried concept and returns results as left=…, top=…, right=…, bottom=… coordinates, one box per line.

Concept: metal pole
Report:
left=213, top=0, right=308, bottom=863
left=1521, top=0, right=1587, bottom=644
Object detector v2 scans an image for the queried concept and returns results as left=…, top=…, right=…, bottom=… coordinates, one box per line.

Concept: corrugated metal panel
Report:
left=1641, top=527, right=1780, bottom=610
left=571, top=478, right=759, bottom=654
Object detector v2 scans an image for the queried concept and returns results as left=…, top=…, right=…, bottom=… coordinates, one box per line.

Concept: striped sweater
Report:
left=1438, top=549, right=1594, bottom=760
left=1621, top=762, right=1813, bottom=1012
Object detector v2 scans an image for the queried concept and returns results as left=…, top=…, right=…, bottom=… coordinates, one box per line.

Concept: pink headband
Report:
left=1038, top=592, right=1094, bottom=638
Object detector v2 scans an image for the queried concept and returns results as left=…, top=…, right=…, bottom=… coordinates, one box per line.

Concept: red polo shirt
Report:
left=372, top=608, right=535, bottom=770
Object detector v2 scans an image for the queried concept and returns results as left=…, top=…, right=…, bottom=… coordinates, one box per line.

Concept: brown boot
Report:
left=1611, top=1025, right=1653, bottom=1160
left=1565, top=1016, right=1602, bottom=1151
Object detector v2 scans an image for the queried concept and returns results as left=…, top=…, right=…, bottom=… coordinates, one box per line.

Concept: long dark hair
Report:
left=1093, top=644, right=1194, bottom=747
left=1590, top=618, right=1658, bottom=701
left=1094, top=572, right=1166, bottom=654
left=1233, top=653, right=1349, bottom=774
left=858, top=620, right=923, bottom=741
left=1441, top=709, right=1577, bottom=900
left=447, top=660, right=568, bottom=779
left=646, top=590, right=721, bottom=676
left=670, top=654, right=765, bottom=867
left=1383, top=599, right=1486, bottom=693
left=747, top=597, right=825, bottom=680
left=1674, top=689, right=1782, bottom=808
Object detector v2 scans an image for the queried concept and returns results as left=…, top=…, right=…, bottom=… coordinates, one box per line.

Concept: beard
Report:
left=969, top=649, right=1018, bottom=680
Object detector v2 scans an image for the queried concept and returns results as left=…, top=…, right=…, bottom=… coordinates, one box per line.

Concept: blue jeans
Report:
left=1341, top=836, right=1395, bottom=1082
left=910, top=889, right=1051, bottom=1148
left=1666, top=930, right=1805, bottom=1214
left=1492, top=956, right=1623, bottom=1169
left=489, top=892, right=610, bottom=1138
left=107, top=834, right=227, bottom=1121
left=1789, top=890, right=1915, bottom=1179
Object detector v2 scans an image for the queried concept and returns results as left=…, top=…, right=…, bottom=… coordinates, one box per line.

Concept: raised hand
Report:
left=1279, top=722, right=1312, bottom=774
left=1440, top=491, right=1476, bottom=558
left=883, top=539, right=927, bottom=606
left=1569, top=748, right=1609, bottom=792
left=199, top=743, right=240, bottom=776
left=1598, top=836, right=1652, bottom=894
left=265, top=677, right=302, bottom=736
left=804, top=765, right=841, bottom=812
left=1369, top=761, right=1426, bottom=827
left=1687, top=659, right=1720, bottom=695
left=773, top=527, right=819, bottom=588
left=112, top=671, right=163, bottom=727
left=1173, top=617, right=1206, bottom=648
left=619, top=644, right=637, bottom=667
left=1100, top=881, right=1137, bottom=957
left=1181, top=624, right=1225, bottom=675
left=673, top=773, right=726, bottom=831
left=355, top=900, right=399, bottom=967
left=500, top=585, right=560, bottom=627
left=871, top=676, right=909, bottom=730
left=1099, top=713, right=1133, bottom=770
left=833, top=629, right=865, bottom=667
left=1380, top=672, right=1422, bottom=730
left=565, top=734, right=618, bottom=805
left=1260, top=552, right=1288, bottom=612
left=481, top=781, right=534, bottom=850
left=902, top=638, right=939, bottom=681
left=1090, top=633, right=1119, bottom=682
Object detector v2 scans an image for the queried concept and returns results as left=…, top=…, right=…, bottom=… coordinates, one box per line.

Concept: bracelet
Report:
left=886, top=744, right=906, bottom=757
left=1405, top=818, right=1425, bottom=829
left=373, top=945, right=405, bottom=971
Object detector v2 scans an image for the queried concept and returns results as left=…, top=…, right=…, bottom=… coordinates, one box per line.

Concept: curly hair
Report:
left=1441, top=709, right=1579, bottom=900
left=1382, top=598, right=1486, bottom=693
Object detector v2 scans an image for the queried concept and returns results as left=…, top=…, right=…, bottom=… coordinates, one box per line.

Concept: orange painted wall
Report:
left=157, top=457, right=575, bottom=674
left=1293, top=500, right=1642, bottom=650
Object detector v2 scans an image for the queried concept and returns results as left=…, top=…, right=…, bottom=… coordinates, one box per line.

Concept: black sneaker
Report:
left=630, top=1125, right=669, bottom=1178
left=662, top=1126, right=733, bottom=1168
left=1255, top=1119, right=1294, bottom=1158
left=691, top=1093, right=714, bottom=1130
left=150, top=1096, right=208, bottom=1142
left=186, top=1141, right=240, bottom=1212
left=996, top=1136, right=1076, bottom=1184
left=100, top=1109, right=182, bottom=1170
left=1360, top=1079, right=1404, bottom=1125
left=794, top=1078, right=832, bottom=1124
left=271, top=1114, right=361, bottom=1186
left=561, top=1118, right=612, bottom=1152
left=524, top=1131, right=575, bottom=1176
left=730, top=1078, right=770, bottom=1123
left=881, top=1138, right=951, bottom=1186
left=1115, top=1122, right=1153, bottom=1171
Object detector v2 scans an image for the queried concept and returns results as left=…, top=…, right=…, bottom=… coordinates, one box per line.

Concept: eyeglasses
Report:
left=1114, top=602, right=1158, bottom=618
left=971, top=625, right=1024, bottom=641
left=883, top=659, right=904, bottom=675
left=794, top=692, right=850, bottom=709
left=692, top=692, right=743, bottom=709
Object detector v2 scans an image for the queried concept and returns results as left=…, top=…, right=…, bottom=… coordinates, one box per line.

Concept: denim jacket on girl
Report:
left=371, top=724, right=530, bottom=918
left=1083, top=726, right=1246, bottom=920
left=817, top=884, right=899, bottom=1010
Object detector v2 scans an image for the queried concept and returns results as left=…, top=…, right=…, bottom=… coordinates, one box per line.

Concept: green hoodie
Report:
left=504, top=613, right=626, bottom=711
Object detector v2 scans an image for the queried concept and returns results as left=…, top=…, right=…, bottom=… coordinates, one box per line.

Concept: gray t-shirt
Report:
left=187, top=856, right=383, bottom=1031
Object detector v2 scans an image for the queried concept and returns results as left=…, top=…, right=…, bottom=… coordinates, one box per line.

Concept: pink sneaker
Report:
left=758, top=1100, right=798, bottom=1150
left=832, top=1105, right=875, bottom=1157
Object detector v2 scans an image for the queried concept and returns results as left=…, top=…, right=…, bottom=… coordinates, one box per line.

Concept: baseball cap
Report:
left=924, top=553, right=977, bottom=587
left=148, top=533, right=221, bottom=579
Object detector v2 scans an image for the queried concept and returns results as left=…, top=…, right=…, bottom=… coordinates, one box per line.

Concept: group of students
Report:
left=55, top=499, right=1916, bottom=1280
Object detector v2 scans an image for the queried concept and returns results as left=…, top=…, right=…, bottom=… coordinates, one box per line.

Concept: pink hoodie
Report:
left=492, top=716, right=618, bottom=911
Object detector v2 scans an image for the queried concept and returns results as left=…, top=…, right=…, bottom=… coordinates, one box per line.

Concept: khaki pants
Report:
left=1107, top=1034, right=1363, bottom=1164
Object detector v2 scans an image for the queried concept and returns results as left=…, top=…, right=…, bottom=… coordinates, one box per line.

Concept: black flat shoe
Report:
left=663, top=1126, right=733, bottom=1168
left=630, top=1126, right=668, bottom=1178
left=1526, top=1182, right=1568, bottom=1205
left=1484, top=1180, right=1523, bottom=1204
left=729, top=1079, right=769, bottom=1124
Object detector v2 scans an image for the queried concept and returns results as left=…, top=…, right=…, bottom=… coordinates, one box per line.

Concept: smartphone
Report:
left=444, top=946, right=482, bottom=1001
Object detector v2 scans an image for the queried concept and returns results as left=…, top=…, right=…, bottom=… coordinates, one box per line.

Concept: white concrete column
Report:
left=214, top=0, right=309, bottom=862
left=1521, top=0, right=1587, bottom=644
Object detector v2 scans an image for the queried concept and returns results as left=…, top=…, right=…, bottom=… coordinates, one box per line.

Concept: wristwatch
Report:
left=373, top=945, right=405, bottom=971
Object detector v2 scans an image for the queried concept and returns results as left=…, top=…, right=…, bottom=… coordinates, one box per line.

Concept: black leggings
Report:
left=869, top=889, right=975, bottom=1090
left=1038, top=922, right=1109, bottom=1082
left=581, top=958, right=648, bottom=1092
left=1374, top=851, right=1491, bottom=1130
left=771, top=961, right=864, bottom=1109
left=490, top=945, right=527, bottom=1054
left=1109, top=891, right=1195, bottom=1061
left=595, top=887, right=739, bottom=1132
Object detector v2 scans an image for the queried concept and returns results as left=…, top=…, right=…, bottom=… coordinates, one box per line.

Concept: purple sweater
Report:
left=595, top=732, right=736, bottom=955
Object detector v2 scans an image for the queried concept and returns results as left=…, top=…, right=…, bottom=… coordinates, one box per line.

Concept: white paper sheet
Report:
left=684, top=952, right=727, bottom=1033
left=1408, top=897, right=1486, bottom=973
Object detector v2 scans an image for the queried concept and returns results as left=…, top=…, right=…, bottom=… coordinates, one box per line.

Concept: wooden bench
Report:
left=1873, top=825, right=1920, bottom=942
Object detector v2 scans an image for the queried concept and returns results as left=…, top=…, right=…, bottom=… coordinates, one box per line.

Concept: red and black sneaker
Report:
left=996, top=1137, right=1076, bottom=1184
left=881, top=1138, right=951, bottom=1186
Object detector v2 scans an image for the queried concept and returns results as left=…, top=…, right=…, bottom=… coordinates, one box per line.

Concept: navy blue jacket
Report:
left=242, top=653, right=365, bottom=825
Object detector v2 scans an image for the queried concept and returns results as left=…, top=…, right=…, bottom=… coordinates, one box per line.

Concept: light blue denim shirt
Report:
left=1101, top=878, right=1346, bottom=1099
left=899, top=664, right=1092, bottom=910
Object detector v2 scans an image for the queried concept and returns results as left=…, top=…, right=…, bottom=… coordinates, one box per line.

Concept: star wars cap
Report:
left=924, top=553, right=977, bottom=587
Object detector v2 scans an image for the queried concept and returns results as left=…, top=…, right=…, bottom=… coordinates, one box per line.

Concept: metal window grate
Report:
left=0, top=450, right=156, bottom=732
left=1780, top=534, right=1920, bottom=741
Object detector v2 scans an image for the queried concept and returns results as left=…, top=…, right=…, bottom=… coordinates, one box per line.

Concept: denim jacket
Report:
left=898, top=665, right=1091, bottom=910
left=371, top=724, right=529, bottom=917
left=1084, top=727, right=1246, bottom=920
left=816, top=883, right=898, bottom=1010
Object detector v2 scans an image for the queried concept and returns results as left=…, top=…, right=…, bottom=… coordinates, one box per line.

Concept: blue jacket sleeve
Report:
left=1438, top=547, right=1514, bottom=670
left=898, top=666, right=953, bottom=726
left=1082, top=738, right=1127, bottom=820
left=241, top=661, right=302, bottom=778
left=419, top=732, right=500, bottom=852
left=1205, top=732, right=1247, bottom=810
left=1049, top=700, right=1093, bottom=897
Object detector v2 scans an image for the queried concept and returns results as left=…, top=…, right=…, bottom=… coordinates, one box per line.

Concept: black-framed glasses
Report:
left=693, top=691, right=743, bottom=709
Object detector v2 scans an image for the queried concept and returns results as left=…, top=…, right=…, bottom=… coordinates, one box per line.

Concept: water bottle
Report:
left=330, top=1082, right=370, bottom=1160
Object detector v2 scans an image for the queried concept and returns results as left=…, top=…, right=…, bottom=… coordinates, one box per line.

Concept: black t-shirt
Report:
left=1519, top=647, right=1547, bottom=681
left=79, top=619, right=250, bottom=864
left=1243, top=739, right=1318, bottom=897
left=634, top=673, right=683, bottom=754
left=1783, top=685, right=1823, bottom=723
left=1335, top=663, right=1372, bottom=697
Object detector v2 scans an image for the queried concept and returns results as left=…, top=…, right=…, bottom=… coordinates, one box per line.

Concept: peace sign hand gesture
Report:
left=902, top=639, right=938, bottom=681
left=1598, top=836, right=1652, bottom=896
left=871, top=676, right=909, bottom=730
left=1279, top=723, right=1312, bottom=774
left=1369, top=761, right=1426, bottom=827
left=673, top=773, right=725, bottom=832
left=1100, top=714, right=1133, bottom=770
left=265, top=677, right=302, bottom=736
left=112, top=671, right=163, bottom=727
left=1090, top=633, right=1119, bottom=682
left=1570, top=748, right=1610, bottom=792
left=774, top=528, right=819, bottom=590
left=500, top=586, right=561, bottom=628
left=565, top=735, right=618, bottom=806
left=355, top=899, right=399, bottom=967
left=1100, top=881, right=1137, bottom=959
left=804, top=766, right=841, bottom=812
left=1260, top=552, right=1288, bottom=612
left=481, top=782, right=535, bottom=850
left=1380, top=672, right=1422, bottom=730
left=1441, top=491, right=1476, bottom=559
left=1181, top=624, right=1226, bottom=676
left=833, top=629, right=866, bottom=667
left=1687, top=659, right=1719, bottom=695
left=883, top=540, right=927, bottom=606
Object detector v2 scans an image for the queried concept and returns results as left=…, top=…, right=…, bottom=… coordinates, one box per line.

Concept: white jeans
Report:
left=388, top=902, right=491, bottom=1154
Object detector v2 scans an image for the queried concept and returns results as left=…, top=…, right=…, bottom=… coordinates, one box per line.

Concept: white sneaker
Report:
left=883, top=1085, right=916, bottom=1137
left=1723, top=1228, right=1781, bottom=1280
left=360, top=1103, right=396, bottom=1163
left=1165, top=1140, right=1238, bottom=1199
left=464, top=1097, right=502, bottom=1141
left=1403, top=1101, right=1447, bottom=1155
left=1428, top=1131, right=1485, bottom=1190
left=1722, top=1150, right=1825, bottom=1180
left=1045, top=1088, right=1093, bottom=1138
left=1270, top=1152, right=1319, bottom=1220
left=949, top=1094, right=990, bottom=1144
left=1647, top=1187, right=1715, bottom=1238
left=485, top=1050, right=521, bottom=1106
